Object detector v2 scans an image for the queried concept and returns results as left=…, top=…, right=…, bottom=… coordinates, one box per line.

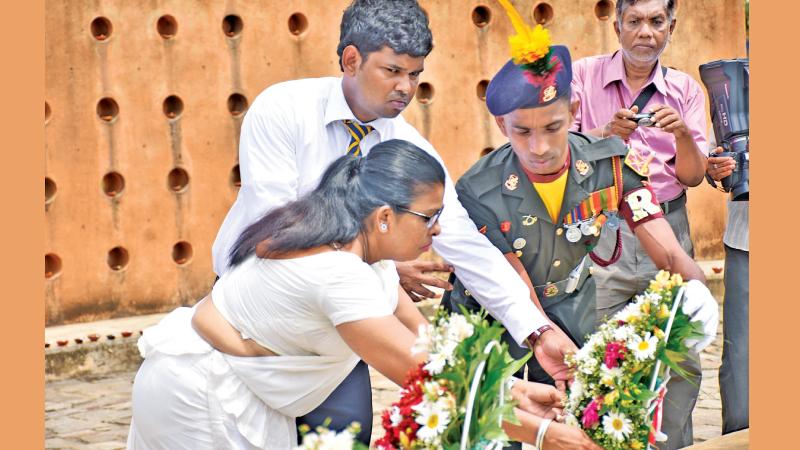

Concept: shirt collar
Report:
left=603, top=50, right=667, bottom=95
left=323, top=78, right=391, bottom=135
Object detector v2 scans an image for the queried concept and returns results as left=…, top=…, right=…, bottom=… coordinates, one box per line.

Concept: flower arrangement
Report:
left=374, top=308, right=528, bottom=450
left=497, top=0, right=562, bottom=86
left=564, top=271, right=706, bottom=449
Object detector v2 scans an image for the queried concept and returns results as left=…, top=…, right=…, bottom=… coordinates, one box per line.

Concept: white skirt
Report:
left=126, top=307, right=359, bottom=450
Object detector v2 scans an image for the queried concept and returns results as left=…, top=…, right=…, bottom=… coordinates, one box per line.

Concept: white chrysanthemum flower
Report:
left=602, top=411, right=633, bottom=441
left=580, top=356, right=599, bottom=375
left=613, top=325, right=635, bottom=342
left=586, top=333, right=605, bottom=351
left=644, top=291, right=662, bottom=304
left=600, top=364, right=623, bottom=386
left=446, top=314, right=475, bottom=341
left=628, top=332, right=659, bottom=360
left=574, top=343, right=593, bottom=362
left=299, top=432, right=320, bottom=449
left=412, top=324, right=432, bottom=355
left=413, top=402, right=450, bottom=442
left=424, top=351, right=448, bottom=375
left=614, top=302, right=643, bottom=323
left=568, top=378, right=584, bottom=400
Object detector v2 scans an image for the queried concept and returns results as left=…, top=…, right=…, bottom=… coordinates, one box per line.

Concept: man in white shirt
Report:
left=211, top=0, right=575, bottom=443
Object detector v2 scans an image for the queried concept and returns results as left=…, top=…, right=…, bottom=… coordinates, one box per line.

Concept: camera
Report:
left=699, top=58, right=749, bottom=201
left=631, top=113, right=656, bottom=127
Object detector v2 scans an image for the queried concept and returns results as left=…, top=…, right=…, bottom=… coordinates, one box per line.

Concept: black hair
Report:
left=228, top=139, right=445, bottom=267
left=337, top=0, right=433, bottom=71
left=616, top=0, right=677, bottom=25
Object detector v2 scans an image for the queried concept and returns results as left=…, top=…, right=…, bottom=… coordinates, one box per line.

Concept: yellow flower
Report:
left=670, top=273, right=684, bottom=286
left=653, top=327, right=665, bottom=339
left=657, top=303, right=671, bottom=319
left=604, top=389, right=620, bottom=406
left=630, top=440, right=644, bottom=449
left=508, top=25, right=551, bottom=65
left=498, top=0, right=551, bottom=65
left=400, top=430, right=411, bottom=449
left=641, top=302, right=651, bottom=315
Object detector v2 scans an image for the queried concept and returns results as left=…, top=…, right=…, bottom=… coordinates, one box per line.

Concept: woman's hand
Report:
left=543, top=422, right=604, bottom=450
left=511, top=381, right=563, bottom=419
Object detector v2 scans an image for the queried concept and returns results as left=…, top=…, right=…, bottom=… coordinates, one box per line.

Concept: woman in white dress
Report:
left=127, top=140, right=596, bottom=450
left=127, top=140, right=450, bottom=450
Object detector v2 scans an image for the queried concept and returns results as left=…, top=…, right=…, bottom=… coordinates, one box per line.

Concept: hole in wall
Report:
left=45, top=177, right=57, bottom=204
left=594, top=0, right=613, bottom=20
left=168, top=167, right=190, bottom=192
left=222, top=15, right=243, bottom=37
left=91, top=17, right=112, bottom=40
left=45, top=253, right=62, bottom=279
left=288, top=13, right=309, bottom=35
left=230, top=164, right=241, bottom=187
left=45, top=101, right=51, bottom=124
left=163, top=95, right=184, bottom=119
left=227, top=93, right=248, bottom=116
left=97, top=97, right=119, bottom=121
left=102, top=171, right=125, bottom=197
left=416, top=82, right=435, bottom=104
left=476, top=79, right=489, bottom=101
left=471, top=5, right=492, bottom=28
left=533, top=2, right=554, bottom=25
left=157, top=15, right=178, bottom=38
left=172, top=241, right=193, bottom=265
left=107, top=246, right=129, bottom=271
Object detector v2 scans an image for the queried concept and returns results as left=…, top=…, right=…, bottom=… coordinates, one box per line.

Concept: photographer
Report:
left=708, top=147, right=749, bottom=434
left=569, top=1, right=708, bottom=448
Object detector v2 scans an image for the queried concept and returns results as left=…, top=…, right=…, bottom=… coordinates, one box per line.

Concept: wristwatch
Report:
left=526, top=324, right=553, bottom=349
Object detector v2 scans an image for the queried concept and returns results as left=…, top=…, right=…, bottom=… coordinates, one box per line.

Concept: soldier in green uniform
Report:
left=442, top=39, right=720, bottom=450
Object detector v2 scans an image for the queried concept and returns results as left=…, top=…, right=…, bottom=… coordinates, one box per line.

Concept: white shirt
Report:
left=211, top=77, right=547, bottom=345
left=213, top=252, right=399, bottom=357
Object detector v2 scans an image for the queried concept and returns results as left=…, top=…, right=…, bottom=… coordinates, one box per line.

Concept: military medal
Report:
left=575, top=159, right=590, bottom=176
left=580, top=220, right=593, bottom=236
left=566, top=225, right=582, bottom=243
left=504, top=174, right=519, bottom=191
left=513, top=238, right=527, bottom=250
left=521, top=214, right=537, bottom=226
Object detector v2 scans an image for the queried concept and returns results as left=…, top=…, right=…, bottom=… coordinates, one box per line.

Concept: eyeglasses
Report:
left=396, top=206, right=443, bottom=229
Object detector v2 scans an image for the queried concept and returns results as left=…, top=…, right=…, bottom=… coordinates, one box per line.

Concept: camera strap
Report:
left=615, top=66, right=668, bottom=112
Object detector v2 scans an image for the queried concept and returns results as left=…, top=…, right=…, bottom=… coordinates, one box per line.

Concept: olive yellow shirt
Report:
left=533, top=170, right=569, bottom=223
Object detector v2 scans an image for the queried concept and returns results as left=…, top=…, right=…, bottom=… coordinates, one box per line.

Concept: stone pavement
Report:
left=46, top=264, right=729, bottom=449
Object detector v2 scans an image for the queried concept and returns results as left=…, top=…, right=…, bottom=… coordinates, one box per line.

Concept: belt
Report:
left=534, top=259, right=591, bottom=300
left=659, top=191, right=686, bottom=215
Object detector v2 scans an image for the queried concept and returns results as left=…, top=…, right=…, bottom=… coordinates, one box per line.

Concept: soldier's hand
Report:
left=707, top=146, right=736, bottom=181
left=532, top=328, right=577, bottom=392
left=543, top=422, right=604, bottom=450
left=511, top=380, right=563, bottom=419
left=605, top=105, right=639, bottom=140
left=396, top=259, right=454, bottom=302
left=650, top=104, right=690, bottom=138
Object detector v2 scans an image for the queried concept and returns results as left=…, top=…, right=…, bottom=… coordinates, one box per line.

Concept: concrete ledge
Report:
left=46, top=338, right=142, bottom=381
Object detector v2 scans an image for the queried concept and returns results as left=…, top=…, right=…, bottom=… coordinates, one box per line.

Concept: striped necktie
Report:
left=342, top=120, right=375, bottom=157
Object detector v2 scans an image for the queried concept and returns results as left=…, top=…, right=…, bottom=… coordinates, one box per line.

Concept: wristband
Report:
left=526, top=325, right=553, bottom=349
left=535, top=418, right=553, bottom=450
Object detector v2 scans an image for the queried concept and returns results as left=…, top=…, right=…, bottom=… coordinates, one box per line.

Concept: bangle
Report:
left=535, top=418, right=553, bottom=450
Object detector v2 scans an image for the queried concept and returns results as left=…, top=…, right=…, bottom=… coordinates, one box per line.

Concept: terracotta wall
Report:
left=45, top=0, right=746, bottom=325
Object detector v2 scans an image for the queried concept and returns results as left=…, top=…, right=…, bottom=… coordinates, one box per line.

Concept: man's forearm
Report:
left=674, top=133, right=706, bottom=187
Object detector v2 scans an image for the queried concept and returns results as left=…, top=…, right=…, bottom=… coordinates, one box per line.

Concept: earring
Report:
left=380, top=223, right=388, bottom=232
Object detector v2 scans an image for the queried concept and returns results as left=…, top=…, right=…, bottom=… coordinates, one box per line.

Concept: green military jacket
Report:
left=443, top=131, right=648, bottom=345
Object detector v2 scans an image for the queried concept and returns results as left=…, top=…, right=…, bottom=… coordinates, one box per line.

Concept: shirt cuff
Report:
left=504, top=299, right=550, bottom=348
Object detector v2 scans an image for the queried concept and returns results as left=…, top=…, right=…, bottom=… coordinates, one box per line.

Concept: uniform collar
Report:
left=602, top=50, right=667, bottom=96
left=502, top=151, right=556, bottom=225
left=323, top=78, right=391, bottom=136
